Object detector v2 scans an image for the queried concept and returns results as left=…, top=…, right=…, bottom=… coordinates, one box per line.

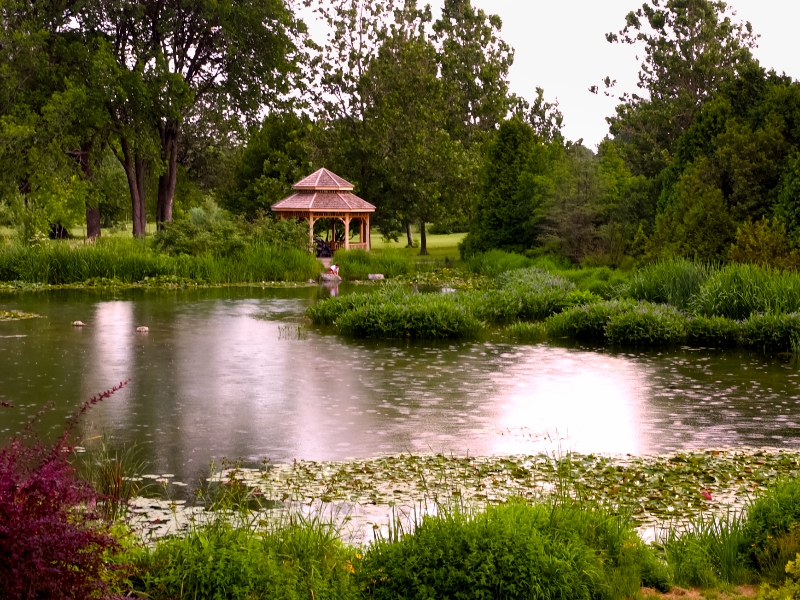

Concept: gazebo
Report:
left=271, top=168, right=375, bottom=254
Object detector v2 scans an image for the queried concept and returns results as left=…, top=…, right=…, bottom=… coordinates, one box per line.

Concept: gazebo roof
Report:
left=272, top=168, right=375, bottom=214
left=292, top=168, right=354, bottom=191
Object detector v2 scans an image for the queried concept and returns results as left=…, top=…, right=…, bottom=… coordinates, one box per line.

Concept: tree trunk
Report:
left=419, top=220, right=428, bottom=256
left=78, top=142, right=101, bottom=240
left=119, top=138, right=147, bottom=238
left=406, top=222, right=415, bottom=247
left=156, top=122, right=179, bottom=230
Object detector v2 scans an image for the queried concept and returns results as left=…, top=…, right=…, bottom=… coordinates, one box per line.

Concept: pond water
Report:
left=2, top=286, right=800, bottom=486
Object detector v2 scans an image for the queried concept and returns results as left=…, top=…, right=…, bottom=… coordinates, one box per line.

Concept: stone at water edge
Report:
left=72, top=321, right=85, bottom=327
left=136, top=326, right=149, bottom=333
left=307, top=279, right=316, bottom=284
left=367, top=274, right=385, bottom=280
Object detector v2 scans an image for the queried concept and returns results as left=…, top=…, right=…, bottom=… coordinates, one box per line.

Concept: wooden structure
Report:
left=271, top=168, right=376, bottom=253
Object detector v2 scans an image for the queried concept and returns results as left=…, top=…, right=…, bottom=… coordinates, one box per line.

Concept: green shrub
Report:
left=332, top=249, right=412, bottom=280
left=740, top=313, right=800, bottom=352
left=686, top=316, right=741, bottom=347
left=662, top=513, right=751, bottom=588
left=359, top=500, right=669, bottom=600
left=466, top=250, right=533, bottom=277
left=757, top=554, right=800, bottom=599
left=605, top=303, right=687, bottom=347
left=505, top=321, right=548, bottom=343
left=744, top=479, right=800, bottom=582
left=131, top=520, right=359, bottom=600
left=691, top=264, right=800, bottom=319
left=621, top=260, right=711, bottom=309
left=545, top=300, right=638, bottom=341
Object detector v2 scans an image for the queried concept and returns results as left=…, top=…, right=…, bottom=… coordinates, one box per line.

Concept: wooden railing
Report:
left=322, top=241, right=368, bottom=252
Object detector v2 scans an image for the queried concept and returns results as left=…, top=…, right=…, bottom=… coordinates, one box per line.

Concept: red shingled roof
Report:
left=272, top=192, right=375, bottom=212
left=292, top=168, right=354, bottom=191
left=272, top=168, right=375, bottom=213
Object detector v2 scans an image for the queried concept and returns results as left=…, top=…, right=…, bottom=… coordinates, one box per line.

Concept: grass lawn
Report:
left=370, top=232, right=465, bottom=266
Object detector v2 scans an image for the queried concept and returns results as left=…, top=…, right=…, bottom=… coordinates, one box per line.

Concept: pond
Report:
left=2, top=286, right=800, bottom=487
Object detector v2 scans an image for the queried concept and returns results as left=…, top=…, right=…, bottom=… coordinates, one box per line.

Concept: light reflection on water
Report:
left=2, top=287, right=800, bottom=482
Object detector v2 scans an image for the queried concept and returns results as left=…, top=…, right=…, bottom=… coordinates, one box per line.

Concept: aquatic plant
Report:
left=740, top=313, right=800, bottom=352
left=332, top=248, right=412, bottom=280
left=0, top=309, right=44, bottom=321
left=505, top=321, right=548, bottom=343
left=0, top=383, right=129, bottom=600
left=465, top=249, right=533, bottom=277
left=686, top=315, right=742, bottom=347
left=544, top=299, right=639, bottom=341
left=359, top=499, right=669, bottom=600
left=691, top=263, right=800, bottom=319
left=605, top=302, right=687, bottom=347
left=621, top=259, right=711, bottom=309
left=0, top=239, right=321, bottom=284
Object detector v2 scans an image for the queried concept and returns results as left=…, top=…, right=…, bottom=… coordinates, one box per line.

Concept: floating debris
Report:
left=136, top=326, right=149, bottom=333
left=0, top=310, right=45, bottom=322
left=72, top=320, right=85, bottom=327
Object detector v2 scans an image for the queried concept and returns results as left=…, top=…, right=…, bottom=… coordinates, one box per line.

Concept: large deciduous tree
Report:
left=80, top=0, right=306, bottom=235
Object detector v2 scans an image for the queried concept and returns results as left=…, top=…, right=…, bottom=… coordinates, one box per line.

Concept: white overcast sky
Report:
left=304, top=1, right=800, bottom=148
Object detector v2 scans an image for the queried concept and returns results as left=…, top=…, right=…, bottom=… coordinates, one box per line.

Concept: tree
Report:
left=79, top=0, right=306, bottom=233
left=460, top=119, right=557, bottom=257
left=602, top=0, right=758, bottom=178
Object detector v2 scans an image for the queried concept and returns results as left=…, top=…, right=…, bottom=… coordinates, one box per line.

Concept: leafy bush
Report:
left=621, top=259, right=711, bottom=309
left=662, top=513, right=751, bottom=588
left=154, top=202, right=310, bottom=257
left=332, top=249, right=412, bottom=280
left=757, top=553, right=800, bottom=599
left=692, top=264, right=800, bottom=319
left=729, top=218, right=800, bottom=271
left=359, top=500, right=669, bottom=600
left=744, top=479, right=800, bottom=582
left=0, top=386, right=128, bottom=600
left=131, top=519, right=359, bottom=600
left=545, top=300, right=639, bottom=341
left=559, top=266, right=632, bottom=299
left=686, top=316, right=741, bottom=347
left=740, top=313, right=800, bottom=352
left=466, top=249, right=533, bottom=277
left=605, top=303, right=687, bottom=347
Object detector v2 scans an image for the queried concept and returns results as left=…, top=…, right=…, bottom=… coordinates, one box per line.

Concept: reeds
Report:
left=621, top=259, right=712, bottom=309
left=0, top=239, right=321, bottom=284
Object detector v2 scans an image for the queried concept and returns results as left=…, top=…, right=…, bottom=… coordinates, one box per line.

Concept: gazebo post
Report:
left=366, top=215, right=371, bottom=250
left=344, top=214, right=351, bottom=251
left=309, top=214, right=315, bottom=250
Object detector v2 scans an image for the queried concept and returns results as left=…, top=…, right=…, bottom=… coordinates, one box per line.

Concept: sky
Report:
left=303, top=1, right=800, bottom=148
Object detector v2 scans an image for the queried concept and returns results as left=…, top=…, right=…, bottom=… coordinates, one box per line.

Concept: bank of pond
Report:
left=308, top=260, right=800, bottom=356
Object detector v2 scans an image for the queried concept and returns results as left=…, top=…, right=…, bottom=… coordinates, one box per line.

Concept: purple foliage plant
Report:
left=0, top=382, right=129, bottom=600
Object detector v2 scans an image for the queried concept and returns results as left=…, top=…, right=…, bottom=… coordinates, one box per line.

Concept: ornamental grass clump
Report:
left=505, top=321, right=548, bottom=343
left=358, top=499, right=669, bottom=600
left=0, top=384, right=129, bottom=600
left=662, top=512, right=751, bottom=588
left=621, top=259, right=711, bottom=309
left=605, top=302, right=687, bottom=347
left=691, top=263, right=800, bottom=319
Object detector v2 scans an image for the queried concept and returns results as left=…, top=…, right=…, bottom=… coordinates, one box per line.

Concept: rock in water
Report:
left=136, top=326, right=149, bottom=333
left=72, top=321, right=85, bottom=327
left=367, top=274, right=385, bottom=280
left=320, top=273, right=342, bottom=283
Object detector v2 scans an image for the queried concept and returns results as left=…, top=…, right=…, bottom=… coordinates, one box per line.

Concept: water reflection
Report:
left=2, top=287, right=800, bottom=482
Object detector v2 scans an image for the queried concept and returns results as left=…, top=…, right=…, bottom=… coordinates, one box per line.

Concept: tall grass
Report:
left=661, top=512, right=751, bottom=588
left=621, top=260, right=711, bottom=309
left=332, top=248, right=412, bottom=280
left=466, top=249, right=533, bottom=277
left=0, top=239, right=321, bottom=284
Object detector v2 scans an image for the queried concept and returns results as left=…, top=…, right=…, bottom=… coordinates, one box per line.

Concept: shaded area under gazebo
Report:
left=271, top=168, right=376, bottom=256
